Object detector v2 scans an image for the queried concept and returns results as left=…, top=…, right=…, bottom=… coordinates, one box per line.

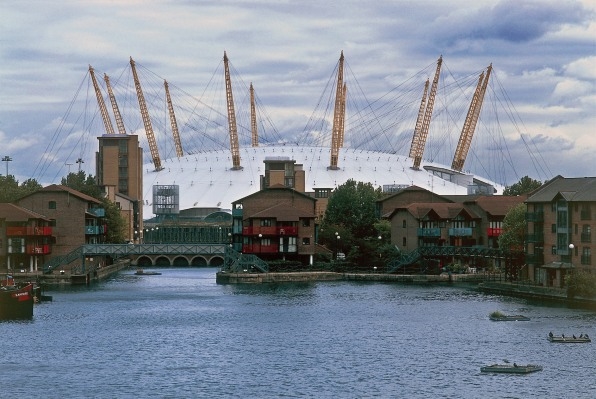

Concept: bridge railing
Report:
left=222, top=246, right=269, bottom=273
left=43, top=243, right=228, bottom=274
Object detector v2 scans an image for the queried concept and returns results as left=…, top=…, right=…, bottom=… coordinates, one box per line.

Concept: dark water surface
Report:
left=1, top=268, right=595, bottom=398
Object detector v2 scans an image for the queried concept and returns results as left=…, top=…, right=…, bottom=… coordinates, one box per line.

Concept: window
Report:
left=48, top=201, right=56, bottom=209
left=260, top=219, right=272, bottom=227
left=402, top=220, right=406, bottom=228
left=302, top=237, right=310, bottom=245
left=551, top=245, right=557, bottom=255
left=402, top=237, right=407, bottom=246
left=551, top=224, right=556, bottom=233
left=302, top=219, right=310, bottom=227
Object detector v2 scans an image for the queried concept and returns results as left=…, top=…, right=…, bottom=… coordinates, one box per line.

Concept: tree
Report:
left=320, top=180, right=385, bottom=263
left=0, top=175, right=42, bottom=202
left=503, top=176, right=542, bottom=196
left=498, top=203, right=526, bottom=252
left=322, top=179, right=382, bottom=240
left=61, top=171, right=102, bottom=198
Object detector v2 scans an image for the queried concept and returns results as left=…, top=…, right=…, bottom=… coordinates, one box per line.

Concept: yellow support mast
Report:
left=451, top=64, right=492, bottom=172
left=130, top=57, right=162, bottom=171
left=89, top=65, right=115, bottom=135
left=250, top=83, right=258, bottom=147
left=409, top=79, right=430, bottom=164
left=412, top=56, right=442, bottom=170
left=329, top=51, right=345, bottom=170
left=104, top=73, right=127, bottom=135
left=164, top=80, right=184, bottom=158
left=224, top=51, right=242, bottom=170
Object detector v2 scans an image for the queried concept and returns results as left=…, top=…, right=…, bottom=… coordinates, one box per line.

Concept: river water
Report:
left=1, top=268, right=595, bottom=398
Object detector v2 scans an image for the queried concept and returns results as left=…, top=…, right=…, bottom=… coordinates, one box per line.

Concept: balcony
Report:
left=87, top=208, right=105, bottom=217
left=525, top=253, right=544, bottom=264
left=526, top=233, right=544, bottom=243
left=242, top=226, right=298, bottom=236
left=242, top=244, right=278, bottom=254
left=486, top=228, right=502, bottom=237
left=26, top=244, right=51, bottom=255
left=449, top=227, right=473, bottom=237
left=417, top=228, right=441, bottom=237
left=232, top=208, right=243, bottom=217
left=85, top=225, right=106, bottom=235
left=526, top=211, right=544, bottom=222
left=6, top=226, right=53, bottom=236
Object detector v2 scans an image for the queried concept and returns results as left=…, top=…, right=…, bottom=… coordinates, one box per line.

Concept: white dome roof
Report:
left=142, top=145, right=503, bottom=218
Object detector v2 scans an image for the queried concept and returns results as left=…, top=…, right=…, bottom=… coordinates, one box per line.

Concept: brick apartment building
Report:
left=525, top=176, right=596, bottom=287
left=0, top=203, right=53, bottom=272
left=16, top=185, right=106, bottom=264
left=232, top=185, right=317, bottom=265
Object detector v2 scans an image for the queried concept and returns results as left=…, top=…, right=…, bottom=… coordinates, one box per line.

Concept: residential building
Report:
left=16, top=185, right=105, bottom=264
left=231, top=185, right=317, bottom=265
left=525, top=176, right=596, bottom=287
left=0, top=203, right=53, bottom=272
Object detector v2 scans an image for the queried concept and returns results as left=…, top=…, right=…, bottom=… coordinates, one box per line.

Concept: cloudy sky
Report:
left=1, top=0, right=594, bottom=186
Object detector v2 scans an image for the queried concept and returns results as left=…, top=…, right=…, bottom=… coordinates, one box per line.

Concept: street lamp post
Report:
left=2, top=156, right=12, bottom=176
left=258, top=233, right=262, bottom=253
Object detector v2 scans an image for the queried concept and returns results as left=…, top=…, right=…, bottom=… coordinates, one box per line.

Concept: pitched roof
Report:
left=18, top=184, right=101, bottom=204
left=232, top=185, right=316, bottom=204
left=468, top=195, right=526, bottom=216
left=389, top=202, right=479, bottom=220
left=526, top=176, right=596, bottom=203
left=246, top=202, right=314, bottom=221
left=0, top=203, right=51, bottom=222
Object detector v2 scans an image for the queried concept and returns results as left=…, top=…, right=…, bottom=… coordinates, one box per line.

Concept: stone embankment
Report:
left=215, top=271, right=486, bottom=284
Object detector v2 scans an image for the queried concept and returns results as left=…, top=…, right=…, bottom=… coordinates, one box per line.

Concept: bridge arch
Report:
left=137, top=256, right=153, bottom=267
left=155, top=256, right=171, bottom=266
left=191, top=256, right=208, bottom=266
left=172, top=256, right=190, bottom=267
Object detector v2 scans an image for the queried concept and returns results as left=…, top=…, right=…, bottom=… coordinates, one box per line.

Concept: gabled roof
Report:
left=467, top=195, right=526, bottom=217
left=378, top=185, right=450, bottom=204
left=526, top=176, right=596, bottom=203
left=245, top=202, right=314, bottom=221
left=0, top=203, right=51, bottom=222
left=389, top=202, right=479, bottom=220
left=232, top=185, right=316, bottom=205
left=18, top=184, right=101, bottom=204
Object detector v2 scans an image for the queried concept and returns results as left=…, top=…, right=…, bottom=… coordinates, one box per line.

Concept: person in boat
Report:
left=585, top=334, right=589, bottom=339
left=549, top=332, right=553, bottom=338
left=573, top=335, right=576, bottom=339
left=580, top=334, right=583, bottom=338
left=562, top=334, right=565, bottom=338
left=513, top=363, right=518, bottom=368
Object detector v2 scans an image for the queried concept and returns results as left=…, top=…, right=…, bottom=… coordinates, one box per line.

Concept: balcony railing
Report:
left=486, top=227, right=502, bottom=237
left=417, top=228, right=441, bottom=237
left=6, top=226, right=53, bottom=236
left=526, top=233, right=544, bottom=243
left=526, top=211, right=544, bottom=222
left=242, top=226, right=298, bottom=236
left=449, top=227, right=473, bottom=237
left=525, top=253, right=544, bottom=264
left=87, top=208, right=105, bottom=217
left=242, top=244, right=278, bottom=254
left=26, top=244, right=51, bottom=255
left=85, top=225, right=106, bottom=235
